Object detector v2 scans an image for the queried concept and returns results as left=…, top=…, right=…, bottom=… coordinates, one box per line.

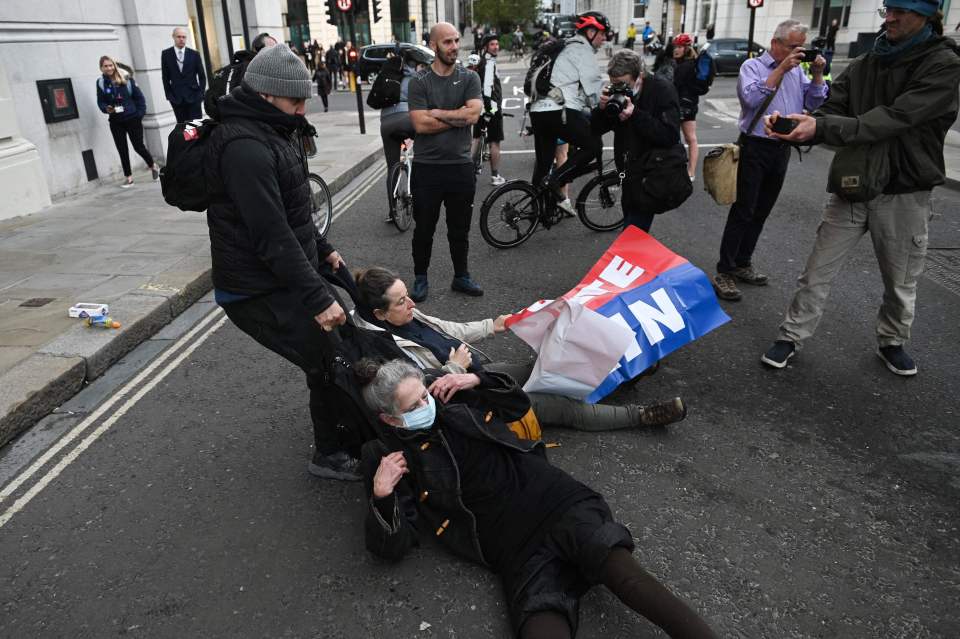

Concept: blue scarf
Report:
left=873, top=24, right=933, bottom=62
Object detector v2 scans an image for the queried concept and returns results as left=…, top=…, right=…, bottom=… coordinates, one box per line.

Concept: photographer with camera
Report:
left=590, top=50, right=686, bottom=233
left=711, top=20, right=827, bottom=302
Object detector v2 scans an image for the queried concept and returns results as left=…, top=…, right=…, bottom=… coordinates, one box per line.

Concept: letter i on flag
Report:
left=506, top=226, right=731, bottom=403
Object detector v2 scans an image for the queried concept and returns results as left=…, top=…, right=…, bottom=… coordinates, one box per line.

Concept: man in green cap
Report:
left=760, top=1, right=960, bottom=377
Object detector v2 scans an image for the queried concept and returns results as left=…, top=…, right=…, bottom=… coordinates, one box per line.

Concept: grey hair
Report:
left=361, top=360, right=424, bottom=416
left=773, top=20, right=808, bottom=41
left=607, top=49, right=644, bottom=80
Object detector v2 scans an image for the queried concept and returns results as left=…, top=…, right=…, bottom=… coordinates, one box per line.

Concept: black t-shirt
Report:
left=443, top=425, right=597, bottom=572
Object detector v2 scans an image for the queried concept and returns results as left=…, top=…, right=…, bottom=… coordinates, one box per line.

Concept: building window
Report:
left=633, top=0, right=647, bottom=18
left=700, top=0, right=713, bottom=30
left=812, top=0, right=852, bottom=30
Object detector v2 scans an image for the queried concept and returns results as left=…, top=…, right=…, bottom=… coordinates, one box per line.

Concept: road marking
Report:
left=0, top=312, right=229, bottom=530
left=332, top=163, right=385, bottom=220
left=0, top=307, right=226, bottom=508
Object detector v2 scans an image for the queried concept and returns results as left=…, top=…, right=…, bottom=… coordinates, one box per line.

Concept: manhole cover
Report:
left=19, top=297, right=56, bottom=308
left=924, top=249, right=960, bottom=297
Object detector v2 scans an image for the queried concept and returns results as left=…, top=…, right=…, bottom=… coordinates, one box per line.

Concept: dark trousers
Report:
left=716, top=137, right=791, bottom=273
left=530, top=109, right=601, bottom=187
left=411, top=162, right=475, bottom=277
left=317, top=87, right=328, bottom=109
left=221, top=290, right=344, bottom=455
left=109, top=117, right=154, bottom=177
left=172, top=101, right=202, bottom=122
left=621, top=189, right=656, bottom=233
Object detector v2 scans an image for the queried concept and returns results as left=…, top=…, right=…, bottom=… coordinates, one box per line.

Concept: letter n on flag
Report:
left=505, top=226, right=730, bottom=403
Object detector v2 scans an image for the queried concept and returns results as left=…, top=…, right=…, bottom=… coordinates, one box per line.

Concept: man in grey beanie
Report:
left=203, top=43, right=363, bottom=480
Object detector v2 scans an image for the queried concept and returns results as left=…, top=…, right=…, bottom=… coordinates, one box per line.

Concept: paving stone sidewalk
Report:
left=0, top=109, right=383, bottom=447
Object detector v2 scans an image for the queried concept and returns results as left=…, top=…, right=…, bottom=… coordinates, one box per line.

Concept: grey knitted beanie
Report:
left=244, top=43, right=312, bottom=98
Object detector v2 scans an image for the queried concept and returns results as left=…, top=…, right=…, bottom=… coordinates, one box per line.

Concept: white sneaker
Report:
left=490, top=174, right=506, bottom=186
left=557, top=198, right=575, bottom=217
left=120, top=181, right=134, bottom=189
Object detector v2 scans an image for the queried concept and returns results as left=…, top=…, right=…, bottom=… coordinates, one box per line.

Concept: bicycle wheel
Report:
left=308, top=173, right=333, bottom=238
left=479, top=181, right=541, bottom=249
left=576, top=170, right=624, bottom=232
left=388, top=162, right=413, bottom=232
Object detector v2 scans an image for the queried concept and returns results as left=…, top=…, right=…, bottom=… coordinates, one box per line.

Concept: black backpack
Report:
left=159, top=119, right=218, bottom=212
left=204, top=51, right=254, bottom=120
left=367, top=56, right=405, bottom=109
left=523, top=38, right=566, bottom=99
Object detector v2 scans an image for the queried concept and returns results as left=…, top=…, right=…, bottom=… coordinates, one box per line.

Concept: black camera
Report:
left=603, top=82, right=635, bottom=118
left=801, top=48, right=822, bottom=63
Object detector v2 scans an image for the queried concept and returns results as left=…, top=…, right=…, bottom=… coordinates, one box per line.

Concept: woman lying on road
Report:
left=352, top=267, right=687, bottom=431
left=359, top=359, right=718, bottom=639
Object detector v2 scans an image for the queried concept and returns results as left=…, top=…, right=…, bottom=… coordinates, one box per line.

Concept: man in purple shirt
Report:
left=712, top=20, right=827, bottom=301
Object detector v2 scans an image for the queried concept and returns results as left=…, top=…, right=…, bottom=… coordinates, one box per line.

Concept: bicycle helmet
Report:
left=673, top=33, right=693, bottom=47
left=480, top=32, right=499, bottom=50
left=467, top=53, right=481, bottom=67
left=575, top=11, right=611, bottom=34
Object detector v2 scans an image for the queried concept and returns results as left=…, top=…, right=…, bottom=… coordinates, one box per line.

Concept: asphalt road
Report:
left=2, top=61, right=960, bottom=638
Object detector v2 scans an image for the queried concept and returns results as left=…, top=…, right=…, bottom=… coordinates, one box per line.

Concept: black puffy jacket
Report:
left=205, top=84, right=337, bottom=316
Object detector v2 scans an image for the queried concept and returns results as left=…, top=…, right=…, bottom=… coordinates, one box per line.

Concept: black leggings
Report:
left=109, top=117, right=154, bottom=177
left=530, top=109, right=601, bottom=188
left=520, top=548, right=717, bottom=639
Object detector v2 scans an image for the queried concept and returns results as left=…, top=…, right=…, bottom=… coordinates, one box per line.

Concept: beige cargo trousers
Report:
left=778, top=191, right=932, bottom=348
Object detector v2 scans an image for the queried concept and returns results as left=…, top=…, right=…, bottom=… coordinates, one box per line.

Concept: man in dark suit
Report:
left=161, top=27, right=206, bottom=122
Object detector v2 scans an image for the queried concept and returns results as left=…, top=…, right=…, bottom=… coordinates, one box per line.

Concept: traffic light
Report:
left=326, top=0, right=338, bottom=26
left=372, top=0, right=382, bottom=23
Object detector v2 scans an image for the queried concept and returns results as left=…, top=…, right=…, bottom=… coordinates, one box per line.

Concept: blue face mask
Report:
left=400, top=393, right=436, bottom=430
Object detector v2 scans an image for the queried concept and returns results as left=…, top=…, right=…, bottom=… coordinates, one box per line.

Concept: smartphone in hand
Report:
left=771, top=117, right=798, bottom=135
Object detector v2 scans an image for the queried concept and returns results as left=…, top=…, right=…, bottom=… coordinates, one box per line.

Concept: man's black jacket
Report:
left=204, top=84, right=337, bottom=316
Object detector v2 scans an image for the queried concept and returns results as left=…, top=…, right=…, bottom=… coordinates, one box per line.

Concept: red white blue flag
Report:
left=506, top=226, right=730, bottom=402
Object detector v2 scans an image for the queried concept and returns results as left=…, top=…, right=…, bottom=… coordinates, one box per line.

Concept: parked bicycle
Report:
left=478, top=155, right=624, bottom=249
left=301, top=124, right=333, bottom=238
left=386, top=138, right=414, bottom=232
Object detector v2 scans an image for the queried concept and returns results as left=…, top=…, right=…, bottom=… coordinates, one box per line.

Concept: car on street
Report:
left=552, top=15, right=577, bottom=39
left=356, top=42, right=434, bottom=78
left=701, top=38, right=767, bottom=75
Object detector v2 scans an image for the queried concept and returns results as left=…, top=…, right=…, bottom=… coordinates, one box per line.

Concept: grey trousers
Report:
left=778, top=191, right=932, bottom=348
left=486, top=362, right=639, bottom=431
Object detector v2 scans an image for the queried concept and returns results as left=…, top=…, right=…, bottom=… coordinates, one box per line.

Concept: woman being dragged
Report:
left=352, top=267, right=687, bottom=431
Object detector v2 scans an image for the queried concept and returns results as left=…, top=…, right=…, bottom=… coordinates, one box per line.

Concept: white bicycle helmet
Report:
left=467, top=53, right=480, bottom=67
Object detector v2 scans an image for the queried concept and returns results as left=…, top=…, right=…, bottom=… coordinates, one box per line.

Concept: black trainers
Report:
left=451, top=274, right=484, bottom=297
left=712, top=273, right=742, bottom=301
left=410, top=274, right=429, bottom=302
left=308, top=450, right=361, bottom=481
left=637, top=397, right=687, bottom=427
left=761, top=340, right=796, bottom=369
left=877, top=345, right=917, bottom=376
left=730, top=265, right=769, bottom=286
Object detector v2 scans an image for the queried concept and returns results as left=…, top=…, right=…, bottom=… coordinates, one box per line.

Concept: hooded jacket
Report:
left=530, top=34, right=604, bottom=113
left=814, top=35, right=960, bottom=194
left=204, top=84, right=337, bottom=316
